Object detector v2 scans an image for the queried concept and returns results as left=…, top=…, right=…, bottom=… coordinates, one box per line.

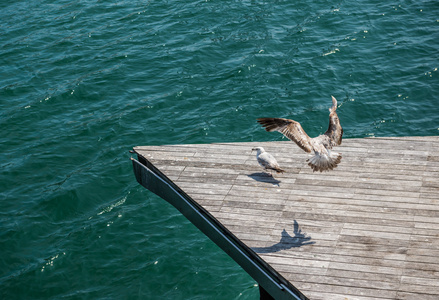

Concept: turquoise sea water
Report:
left=1, top=1, right=438, bottom=299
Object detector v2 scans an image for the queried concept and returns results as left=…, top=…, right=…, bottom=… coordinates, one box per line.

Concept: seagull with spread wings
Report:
left=257, top=96, right=343, bottom=172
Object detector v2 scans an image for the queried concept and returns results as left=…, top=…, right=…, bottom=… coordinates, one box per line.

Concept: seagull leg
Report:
left=263, top=168, right=272, bottom=177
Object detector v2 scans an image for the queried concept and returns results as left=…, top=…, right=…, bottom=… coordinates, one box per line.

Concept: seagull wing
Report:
left=324, top=96, right=343, bottom=147
left=258, top=152, right=285, bottom=173
left=257, top=154, right=269, bottom=167
left=260, top=152, right=277, bottom=168
left=257, top=118, right=313, bottom=153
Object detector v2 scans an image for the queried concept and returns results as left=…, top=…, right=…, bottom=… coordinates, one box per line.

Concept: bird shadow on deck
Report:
left=248, top=172, right=281, bottom=186
left=252, top=220, right=315, bottom=253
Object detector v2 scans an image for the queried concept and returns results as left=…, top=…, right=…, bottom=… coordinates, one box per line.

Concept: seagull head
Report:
left=251, top=147, right=265, bottom=154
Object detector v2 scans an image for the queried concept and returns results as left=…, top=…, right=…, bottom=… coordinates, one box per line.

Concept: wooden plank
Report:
left=133, top=136, right=439, bottom=300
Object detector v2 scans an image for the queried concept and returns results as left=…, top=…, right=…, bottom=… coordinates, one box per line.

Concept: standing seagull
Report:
left=252, top=147, right=285, bottom=176
left=257, top=96, right=343, bottom=172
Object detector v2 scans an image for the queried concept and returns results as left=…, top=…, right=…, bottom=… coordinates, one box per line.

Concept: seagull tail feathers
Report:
left=307, top=151, right=342, bottom=172
left=273, top=166, right=285, bottom=174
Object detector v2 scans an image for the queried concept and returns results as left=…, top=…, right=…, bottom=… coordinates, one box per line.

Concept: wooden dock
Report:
left=132, top=136, right=439, bottom=300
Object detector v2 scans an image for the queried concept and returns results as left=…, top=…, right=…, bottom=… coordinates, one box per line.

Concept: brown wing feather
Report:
left=324, top=96, right=343, bottom=146
left=257, top=118, right=313, bottom=153
left=325, top=111, right=343, bottom=146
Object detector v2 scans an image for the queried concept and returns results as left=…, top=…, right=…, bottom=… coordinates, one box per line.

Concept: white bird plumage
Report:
left=257, top=96, right=343, bottom=172
left=252, top=147, right=285, bottom=176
